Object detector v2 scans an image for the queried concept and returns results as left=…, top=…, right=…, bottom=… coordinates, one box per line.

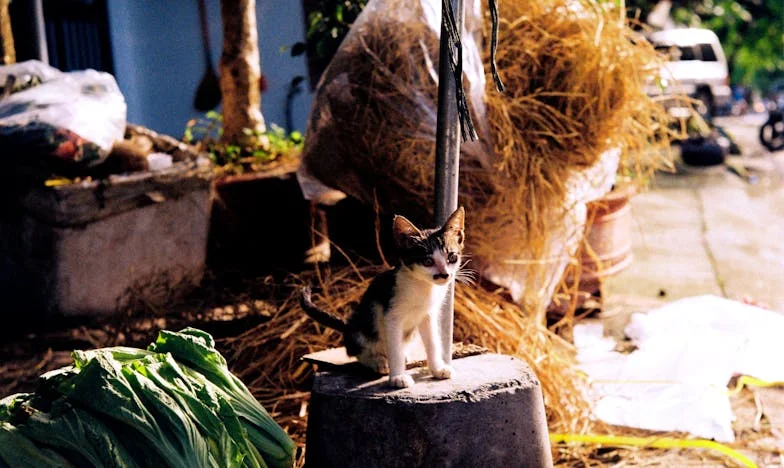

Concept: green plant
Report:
left=0, top=328, right=296, bottom=468
left=291, top=0, right=368, bottom=62
left=184, top=111, right=303, bottom=174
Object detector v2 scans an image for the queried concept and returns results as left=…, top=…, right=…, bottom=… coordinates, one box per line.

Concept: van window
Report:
left=699, top=44, right=718, bottom=61
left=678, top=46, right=697, bottom=61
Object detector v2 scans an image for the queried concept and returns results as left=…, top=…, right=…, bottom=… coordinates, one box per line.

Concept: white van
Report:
left=645, top=28, right=732, bottom=116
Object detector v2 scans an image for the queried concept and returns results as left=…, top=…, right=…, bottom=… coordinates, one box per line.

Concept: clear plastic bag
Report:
left=0, top=60, right=127, bottom=167
left=297, top=0, right=617, bottom=312
left=297, top=0, right=490, bottom=212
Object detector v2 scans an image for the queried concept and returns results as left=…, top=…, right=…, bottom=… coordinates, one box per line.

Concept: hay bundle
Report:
left=222, top=264, right=592, bottom=460
left=301, top=0, right=674, bottom=314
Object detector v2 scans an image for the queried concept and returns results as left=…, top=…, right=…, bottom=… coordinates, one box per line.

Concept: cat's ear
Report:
left=443, top=206, right=465, bottom=246
left=393, top=215, right=421, bottom=248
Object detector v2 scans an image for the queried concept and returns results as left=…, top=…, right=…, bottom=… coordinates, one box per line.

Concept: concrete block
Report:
left=306, top=353, right=553, bottom=468
left=1, top=188, right=211, bottom=317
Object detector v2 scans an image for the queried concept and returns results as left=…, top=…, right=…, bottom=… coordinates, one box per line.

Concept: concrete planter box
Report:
left=207, top=162, right=313, bottom=275
left=0, top=128, right=213, bottom=317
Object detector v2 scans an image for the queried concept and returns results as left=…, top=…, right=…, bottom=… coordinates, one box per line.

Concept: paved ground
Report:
left=603, top=113, right=784, bottom=327
left=596, top=114, right=784, bottom=466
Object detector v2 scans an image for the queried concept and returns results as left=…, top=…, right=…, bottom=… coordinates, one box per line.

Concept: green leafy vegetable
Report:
left=0, top=329, right=294, bottom=468
left=16, top=400, right=138, bottom=468
left=149, top=328, right=296, bottom=468
left=0, top=422, right=76, bottom=468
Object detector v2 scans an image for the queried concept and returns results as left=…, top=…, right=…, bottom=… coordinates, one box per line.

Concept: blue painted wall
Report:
left=105, top=0, right=312, bottom=138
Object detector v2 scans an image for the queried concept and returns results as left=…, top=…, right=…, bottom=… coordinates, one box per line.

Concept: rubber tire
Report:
left=759, top=120, right=784, bottom=152
left=680, top=139, right=725, bottom=166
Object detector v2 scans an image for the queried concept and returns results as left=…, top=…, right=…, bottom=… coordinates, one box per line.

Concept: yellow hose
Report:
left=555, top=376, right=783, bottom=466
left=727, top=375, right=783, bottom=396
left=549, top=433, right=757, bottom=467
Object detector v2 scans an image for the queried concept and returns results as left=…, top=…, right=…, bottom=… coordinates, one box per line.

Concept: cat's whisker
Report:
left=456, top=273, right=477, bottom=286
left=457, top=270, right=478, bottom=280
left=456, top=262, right=478, bottom=285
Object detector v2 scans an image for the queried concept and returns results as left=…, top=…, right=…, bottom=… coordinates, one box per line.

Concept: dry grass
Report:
left=302, top=0, right=680, bottom=323
left=2, top=261, right=778, bottom=466
left=222, top=260, right=594, bottom=463
left=220, top=261, right=783, bottom=467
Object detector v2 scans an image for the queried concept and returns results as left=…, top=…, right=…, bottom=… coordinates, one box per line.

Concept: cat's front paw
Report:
left=430, top=364, right=455, bottom=380
left=389, top=373, right=415, bottom=388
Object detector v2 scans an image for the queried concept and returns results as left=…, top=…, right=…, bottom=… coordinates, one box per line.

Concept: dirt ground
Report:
left=1, top=273, right=782, bottom=467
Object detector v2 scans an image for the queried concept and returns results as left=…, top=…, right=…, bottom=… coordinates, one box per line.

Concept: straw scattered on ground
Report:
left=218, top=261, right=782, bottom=467
left=2, top=263, right=780, bottom=466
left=220, top=261, right=592, bottom=463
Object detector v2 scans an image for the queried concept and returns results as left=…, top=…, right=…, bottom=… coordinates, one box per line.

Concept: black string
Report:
left=441, top=0, right=504, bottom=142
left=488, top=0, right=505, bottom=92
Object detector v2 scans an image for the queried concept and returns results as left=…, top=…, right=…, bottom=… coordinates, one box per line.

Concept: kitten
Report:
left=300, top=206, right=468, bottom=388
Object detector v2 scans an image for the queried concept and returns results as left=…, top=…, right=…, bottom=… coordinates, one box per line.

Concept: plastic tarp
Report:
left=574, top=295, right=784, bottom=442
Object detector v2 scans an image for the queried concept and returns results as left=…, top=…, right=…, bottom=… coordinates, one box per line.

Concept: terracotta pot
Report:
left=547, top=184, right=635, bottom=318
left=576, top=183, right=636, bottom=292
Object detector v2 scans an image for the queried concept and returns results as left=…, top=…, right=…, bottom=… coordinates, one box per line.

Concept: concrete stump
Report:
left=306, top=353, right=553, bottom=468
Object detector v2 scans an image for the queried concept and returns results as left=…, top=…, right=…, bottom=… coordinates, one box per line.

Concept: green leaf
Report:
left=0, top=393, right=33, bottom=424
left=123, top=363, right=213, bottom=466
left=18, top=400, right=140, bottom=468
left=62, top=353, right=188, bottom=466
left=150, top=329, right=295, bottom=468
left=0, top=422, right=77, bottom=468
left=1, top=329, right=292, bottom=468
left=139, top=355, right=259, bottom=468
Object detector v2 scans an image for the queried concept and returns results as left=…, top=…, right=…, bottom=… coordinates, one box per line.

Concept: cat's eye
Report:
left=447, top=252, right=459, bottom=264
left=422, top=257, right=435, bottom=267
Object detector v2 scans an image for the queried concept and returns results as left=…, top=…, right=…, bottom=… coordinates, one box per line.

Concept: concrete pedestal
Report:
left=306, top=353, right=553, bottom=468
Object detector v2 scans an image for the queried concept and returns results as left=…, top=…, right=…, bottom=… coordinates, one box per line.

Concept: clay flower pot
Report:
left=577, top=182, right=636, bottom=293
left=548, top=183, right=636, bottom=319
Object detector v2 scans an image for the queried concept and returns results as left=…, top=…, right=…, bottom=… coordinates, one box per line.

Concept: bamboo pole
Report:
left=0, top=0, right=15, bottom=64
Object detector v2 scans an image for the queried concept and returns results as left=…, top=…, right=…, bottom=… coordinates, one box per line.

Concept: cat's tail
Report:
left=299, top=286, right=348, bottom=332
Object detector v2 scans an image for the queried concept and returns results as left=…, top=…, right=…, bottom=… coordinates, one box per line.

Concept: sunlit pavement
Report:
left=601, top=114, right=784, bottom=334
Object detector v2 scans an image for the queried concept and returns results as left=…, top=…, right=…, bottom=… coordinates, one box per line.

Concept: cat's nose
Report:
left=433, top=273, right=449, bottom=281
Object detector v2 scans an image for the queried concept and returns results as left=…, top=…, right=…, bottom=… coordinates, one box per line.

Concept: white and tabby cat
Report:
left=300, top=207, right=470, bottom=388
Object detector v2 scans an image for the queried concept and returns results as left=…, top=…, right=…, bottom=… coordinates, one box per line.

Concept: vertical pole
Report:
left=31, top=0, right=48, bottom=64
left=0, top=0, right=15, bottom=65
left=434, top=0, right=463, bottom=365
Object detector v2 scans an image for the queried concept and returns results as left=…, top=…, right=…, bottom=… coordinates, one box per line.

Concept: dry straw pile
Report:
left=223, top=263, right=593, bottom=463
left=302, top=0, right=675, bottom=313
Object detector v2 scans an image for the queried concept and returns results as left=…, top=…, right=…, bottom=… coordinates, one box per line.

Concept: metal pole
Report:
left=434, top=0, right=463, bottom=365
left=31, top=0, right=48, bottom=64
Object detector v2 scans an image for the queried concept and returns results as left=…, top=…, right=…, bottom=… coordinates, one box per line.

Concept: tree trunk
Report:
left=219, top=0, right=266, bottom=146
left=0, top=0, right=15, bottom=65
